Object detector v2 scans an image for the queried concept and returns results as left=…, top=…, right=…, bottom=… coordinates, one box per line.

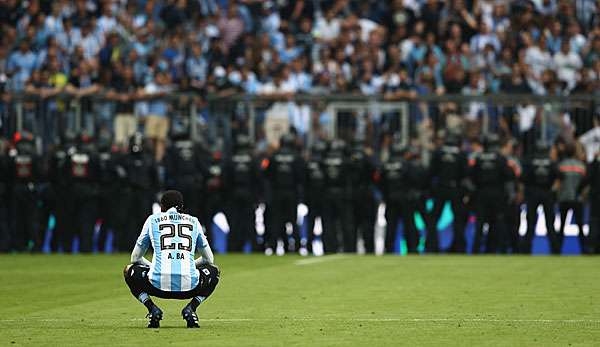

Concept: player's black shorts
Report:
left=124, top=263, right=220, bottom=300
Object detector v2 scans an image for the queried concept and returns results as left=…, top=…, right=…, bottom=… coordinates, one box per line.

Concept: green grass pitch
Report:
left=1, top=254, right=599, bottom=346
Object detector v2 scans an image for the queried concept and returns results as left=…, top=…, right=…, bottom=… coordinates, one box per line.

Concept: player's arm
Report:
left=131, top=244, right=152, bottom=267
left=194, top=218, right=214, bottom=266
left=130, top=217, right=152, bottom=267
left=195, top=243, right=214, bottom=267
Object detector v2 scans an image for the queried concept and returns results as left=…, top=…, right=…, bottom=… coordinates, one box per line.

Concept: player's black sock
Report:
left=189, top=296, right=206, bottom=311
left=138, top=293, right=156, bottom=312
left=144, top=299, right=156, bottom=312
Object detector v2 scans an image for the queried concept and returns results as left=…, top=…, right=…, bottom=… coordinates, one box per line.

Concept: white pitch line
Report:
left=295, top=254, right=347, bottom=266
left=2, top=318, right=599, bottom=324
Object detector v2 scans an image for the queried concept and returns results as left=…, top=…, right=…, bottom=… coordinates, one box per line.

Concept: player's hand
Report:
left=204, top=263, right=221, bottom=278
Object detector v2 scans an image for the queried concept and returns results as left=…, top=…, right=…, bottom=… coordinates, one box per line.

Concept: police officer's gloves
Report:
left=116, top=166, right=127, bottom=179
left=462, top=178, right=476, bottom=194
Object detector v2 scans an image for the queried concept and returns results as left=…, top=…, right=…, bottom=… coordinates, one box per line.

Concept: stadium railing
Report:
left=1, top=92, right=598, bottom=152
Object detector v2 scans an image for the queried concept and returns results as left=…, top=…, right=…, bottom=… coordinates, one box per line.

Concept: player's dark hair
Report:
left=160, top=190, right=184, bottom=213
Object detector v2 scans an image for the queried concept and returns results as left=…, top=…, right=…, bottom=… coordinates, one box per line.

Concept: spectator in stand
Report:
left=584, top=36, right=600, bottom=67
left=6, top=40, right=36, bottom=91
left=108, top=66, right=139, bottom=151
left=79, top=21, right=102, bottom=61
left=470, top=21, right=501, bottom=54
left=218, top=3, right=245, bottom=52
left=462, top=70, right=487, bottom=121
left=554, top=39, right=583, bottom=92
left=523, top=33, right=553, bottom=92
left=313, top=9, right=341, bottom=43
left=140, top=71, right=172, bottom=162
left=567, top=20, right=587, bottom=54
left=545, top=19, right=563, bottom=55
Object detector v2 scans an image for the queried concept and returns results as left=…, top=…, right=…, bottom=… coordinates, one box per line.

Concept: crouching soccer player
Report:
left=123, top=190, right=220, bottom=328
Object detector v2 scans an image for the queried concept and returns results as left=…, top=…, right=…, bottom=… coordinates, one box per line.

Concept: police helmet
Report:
left=445, top=132, right=461, bottom=146
left=130, top=132, right=145, bottom=154
left=390, top=141, right=406, bottom=157
left=14, top=131, right=36, bottom=155
left=170, top=125, right=190, bottom=142
left=279, top=133, right=295, bottom=149
left=482, top=134, right=500, bottom=151
left=534, top=140, right=550, bottom=155
left=330, top=139, right=346, bottom=152
left=97, top=133, right=112, bottom=153
left=312, top=140, right=327, bottom=156
left=235, top=134, right=251, bottom=151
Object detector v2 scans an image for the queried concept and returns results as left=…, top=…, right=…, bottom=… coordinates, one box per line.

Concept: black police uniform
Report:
left=403, top=149, right=433, bottom=253
left=428, top=138, right=469, bottom=252
left=379, top=145, right=411, bottom=253
left=164, top=134, right=208, bottom=219
left=470, top=140, right=513, bottom=254
left=265, top=135, right=305, bottom=252
left=47, top=137, right=76, bottom=252
left=201, top=150, right=226, bottom=246
left=521, top=146, right=559, bottom=254
left=96, top=139, right=127, bottom=252
left=321, top=140, right=350, bottom=253
left=347, top=141, right=377, bottom=253
left=64, top=138, right=100, bottom=253
left=7, top=138, right=41, bottom=251
left=503, top=154, right=523, bottom=254
left=557, top=156, right=587, bottom=254
left=224, top=136, right=260, bottom=252
left=0, top=146, right=10, bottom=252
left=121, top=134, right=159, bottom=252
left=304, top=141, right=327, bottom=253
left=587, top=154, right=600, bottom=254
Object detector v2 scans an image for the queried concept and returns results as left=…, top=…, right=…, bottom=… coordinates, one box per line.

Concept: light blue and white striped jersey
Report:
left=136, top=207, right=208, bottom=292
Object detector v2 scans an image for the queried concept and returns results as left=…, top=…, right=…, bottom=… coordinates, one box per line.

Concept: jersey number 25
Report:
left=159, top=224, right=193, bottom=251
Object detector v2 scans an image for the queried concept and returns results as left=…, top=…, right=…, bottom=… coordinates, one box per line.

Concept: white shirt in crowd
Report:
left=97, top=15, right=118, bottom=36
left=579, top=126, right=600, bottom=163
left=313, top=17, right=340, bottom=42
left=553, top=50, right=582, bottom=90
left=525, top=46, right=553, bottom=79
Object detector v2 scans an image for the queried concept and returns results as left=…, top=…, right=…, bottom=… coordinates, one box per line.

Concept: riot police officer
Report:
left=321, top=139, right=350, bottom=253
left=265, top=134, right=304, bottom=254
left=521, top=141, right=559, bottom=254
left=47, top=131, right=77, bottom=252
left=557, top=142, right=587, bottom=254
left=586, top=150, right=600, bottom=254
left=65, top=133, right=99, bottom=253
left=0, top=137, right=11, bottom=252
left=304, top=140, right=327, bottom=254
left=428, top=133, right=469, bottom=252
left=201, top=149, right=226, bottom=245
left=7, top=132, right=41, bottom=252
left=403, top=145, right=433, bottom=253
left=502, top=139, right=523, bottom=254
left=121, top=133, right=159, bottom=251
left=347, top=139, right=377, bottom=253
left=96, top=135, right=127, bottom=252
left=164, top=129, right=208, bottom=219
left=470, top=135, right=513, bottom=254
left=224, top=134, right=260, bottom=252
left=379, top=140, right=410, bottom=253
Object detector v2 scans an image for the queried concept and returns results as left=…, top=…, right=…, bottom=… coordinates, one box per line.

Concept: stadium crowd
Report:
left=1, top=0, right=600, bottom=153
left=0, top=0, right=600, bottom=255
left=2, top=0, right=600, bottom=98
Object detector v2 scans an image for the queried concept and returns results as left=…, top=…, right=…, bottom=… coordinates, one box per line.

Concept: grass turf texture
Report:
left=0, top=255, right=599, bottom=346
